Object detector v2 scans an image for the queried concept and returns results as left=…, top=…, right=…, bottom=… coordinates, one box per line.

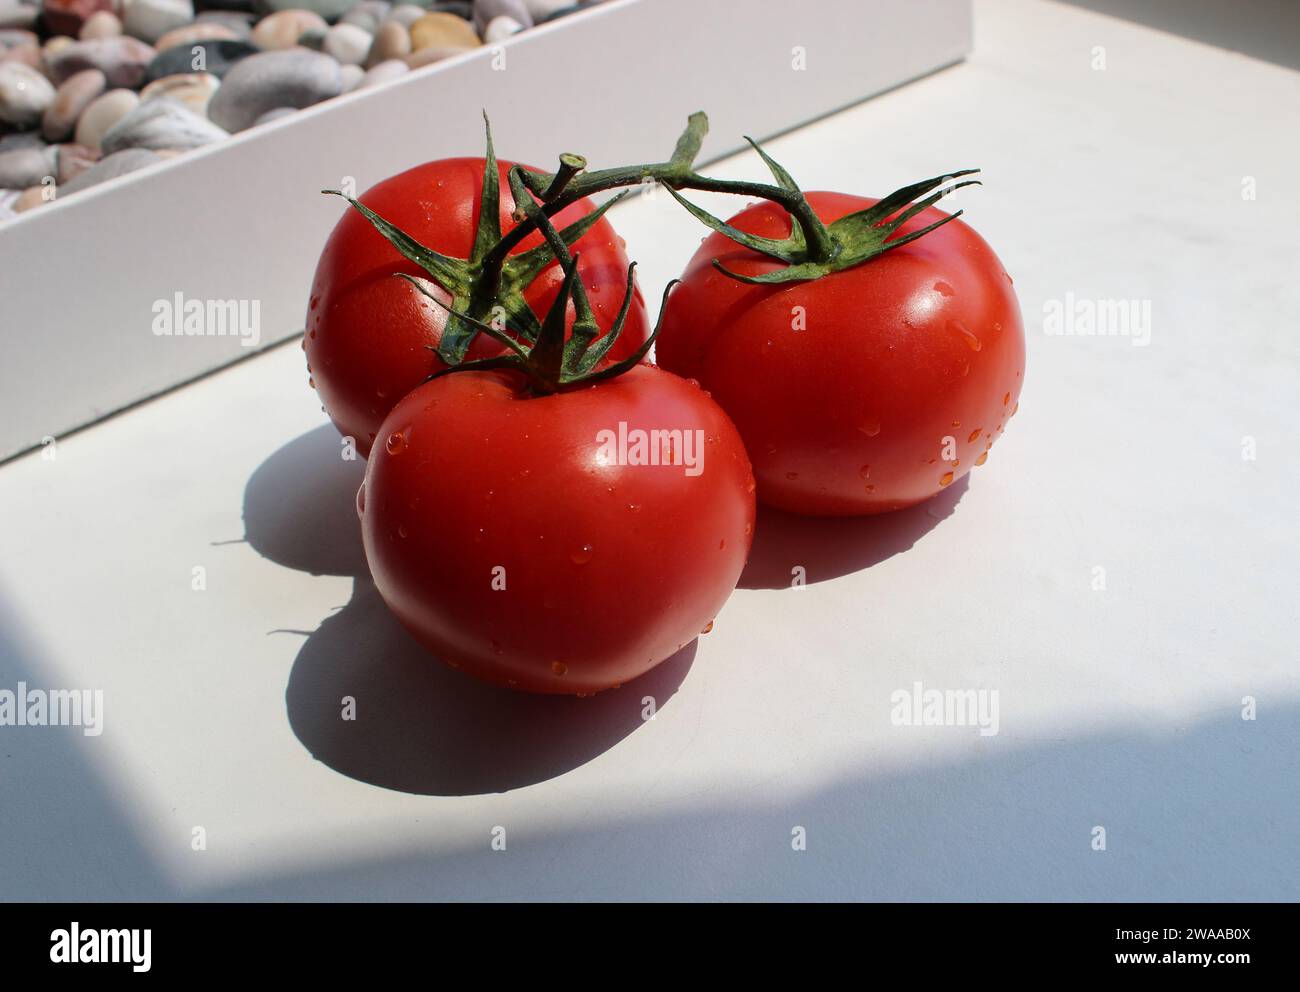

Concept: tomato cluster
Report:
left=304, top=117, right=1023, bottom=695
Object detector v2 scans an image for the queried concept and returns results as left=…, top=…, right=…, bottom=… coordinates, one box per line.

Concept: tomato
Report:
left=305, top=157, right=649, bottom=456
left=358, top=364, right=755, bottom=695
left=655, top=192, right=1024, bottom=515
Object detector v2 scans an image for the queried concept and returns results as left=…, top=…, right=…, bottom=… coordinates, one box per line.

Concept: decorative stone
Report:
left=430, top=1, right=471, bottom=18
left=41, top=0, right=115, bottom=39
left=323, top=22, right=369, bottom=64
left=338, top=60, right=361, bottom=90
left=101, top=95, right=226, bottom=153
left=140, top=70, right=217, bottom=114
left=250, top=9, right=327, bottom=51
left=42, top=34, right=76, bottom=65
left=409, top=11, right=478, bottom=51
left=523, top=0, right=570, bottom=19
left=48, top=36, right=156, bottom=87
left=153, top=22, right=240, bottom=53
left=194, top=11, right=255, bottom=39
left=0, top=27, right=37, bottom=50
left=0, top=2, right=40, bottom=32
left=78, top=10, right=122, bottom=39
left=0, top=130, right=44, bottom=151
left=482, top=14, right=520, bottom=43
left=0, top=41, right=39, bottom=67
left=340, top=0, right=388, bottom=33
left=254, top=0, right=361, bottom=22
left=0, top=60, right=56, bottom=127
left=41, top=66, right=105, bottom=140
left=358, top=54, right=404, bottom=87
left=251, top=105, right=294, bottom=126
left=14, top=183, right=52, bottom=211
left=55, top=140, right=98, bottom=182
left=384, top=4, right=424, bottom=29
left=472, top=0, right=529, bottom=33
left=73, top=86, right=137, bottom=148
left=144, top=38, right=255, bottom=82
left=61, top=145, right=159, bottom=193
left=120, top=0, right=194, bottom=46
left=365, top=19, right=406, bottom=65
left=0, top=142, right=55, bottom=186
left=206, top=47, right=340, bottom=132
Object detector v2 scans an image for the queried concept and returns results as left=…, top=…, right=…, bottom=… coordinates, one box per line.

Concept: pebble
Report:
left=323, top=22, right=370, bottom=65
left=430, top=1, right=471, bottom=18
left=473, top=0, right=531, bottom=34
left=0, top=131, right=44, bottom=151
left=140, top=70, right=218, bottom=115
left=48, top=36, right=156, bottom=87
left=340, top=1, right=388, bottom=34
left=73, top=86, right=138, bottom=149
left=255, top=0, right=359, bottom=22
left=15, top=183, right=53, bottom=211
left=120, top=0, right=194, bottom=46
left=0, top=60, right=56, bottom=126
left=206, top=47, right=340, bottom=132
left=0, top=41, right=39, bottom=67
left=250, top=8, right=327, bottom=51
left=41, top=0, right=116, bottom=39
left=61, top=145, right=159, bottom=193
left=101, top=95, right=227, bottom=153
left=144, top=39, right=256, bottom=82
left=358, top=55, right=405, bottom=87
left=55, top=140, right=98, bottom=182
left=338, top=60, right=362, bottom=90
left=523, top=0, right=571, bottom=19
left=42, top=33, right=75, bottom=61
left=384, top=4, right=425, bottom=29
left=41, top=65, right=105, bottom=140
left=483, top=14, right=521, bottom=43
left=365, top=19, right=407, bottom=66
left=0, top=2, right=39, bottom=31
left=409, top=11, right=479, bottom=52
left=194, top=12, right=255, bottom=39
left=78, top=10, right=122, bottom=40
left=0, top=142, right=55, bottom=186
left=153, top=22, right=240, bottom=54
left=252, top=104, right=295, bottom=125
left=0, top=27, right=38, bottom=50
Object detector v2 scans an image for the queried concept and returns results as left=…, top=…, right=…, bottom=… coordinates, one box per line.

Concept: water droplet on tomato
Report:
left=355, top=485, right=365, bottom=516
left=552, top=661, right=568, bottom=676
left=1011, top=402, right=1019, bottom=416
left=1003, top=392, right=1011, bottom=406
left=385, top=431, right=406, bottom=455
left=940, top=471, right=955, bottom=487
left=934, top=281, right=955, bottom=297
left=949, top=320, right=982, bottom=351
left=718, top=538, right=726, bottom=550
left=571, top=544, right=594, bottom=565
left=975, top=452, right=988, bottom=466
left=864, top=484, right=876, bottom=494
left=744, top=522, right=752, bottom=536
left=968, top=429, right=982, bottom=443
left=859, top=464, right=871, bottom=479
left=858, top=418, right=882, bottom=437
left=397, top=524, right=408, bottom=539
left=308, top=376, right=315, bottom=389
left=785, top=471, right=798, bottom=481
left=701, top=620, right=714, bottom=634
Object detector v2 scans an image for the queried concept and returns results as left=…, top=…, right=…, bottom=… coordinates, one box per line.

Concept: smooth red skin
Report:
left=306, top=157, right=649, bottom=456
left=655, top=192, right=1025, bottom=516
left=360, top=365, right=756, bottom=695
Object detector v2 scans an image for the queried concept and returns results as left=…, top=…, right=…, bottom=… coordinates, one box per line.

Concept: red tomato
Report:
left=306, top=157, right=649, bottom=456
left=655, top=192, right=1024, bottom=515
left=359, top=365, right=755, bottom=695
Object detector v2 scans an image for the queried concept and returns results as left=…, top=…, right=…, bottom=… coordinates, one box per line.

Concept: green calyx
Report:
left=321, top=113, right=628, bottom=364
left=662, top=142, right=980, bottom=285
left=409, top=162, right=675, bottom=396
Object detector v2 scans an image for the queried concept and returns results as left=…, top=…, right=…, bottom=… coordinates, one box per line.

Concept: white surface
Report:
left=0, top=0, right=971, bottom=459
left=1, top=0, right=1298, bottom=901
